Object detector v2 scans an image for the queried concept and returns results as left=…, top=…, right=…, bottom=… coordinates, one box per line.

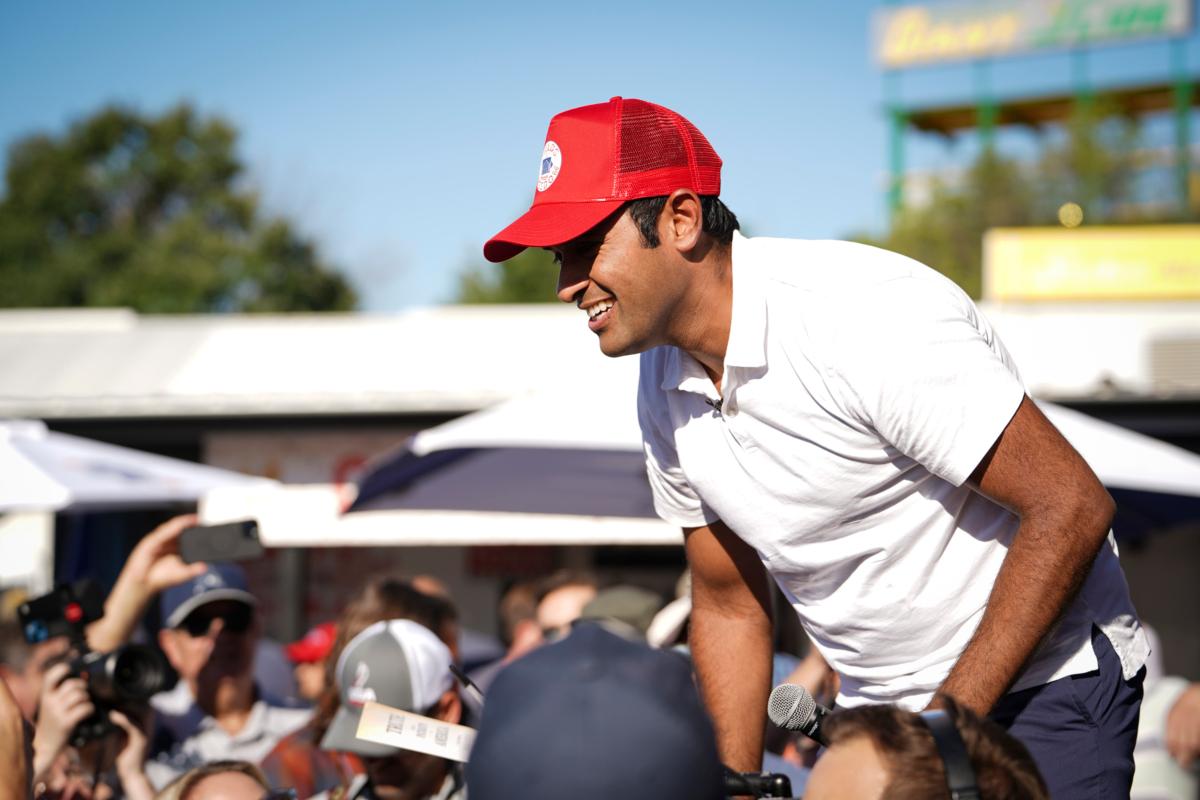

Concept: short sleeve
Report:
left=830, top=275, right=1025, bottom=487
left=638, top=351, right=719, bottom=528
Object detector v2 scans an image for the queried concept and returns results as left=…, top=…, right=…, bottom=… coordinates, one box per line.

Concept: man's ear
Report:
left=433, top=687, right=462, bottom=725
left=660, top=188, right=704, bottom=255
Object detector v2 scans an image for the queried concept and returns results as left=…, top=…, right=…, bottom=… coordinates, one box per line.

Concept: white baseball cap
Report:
left=320, top=619, right=455, bottom=757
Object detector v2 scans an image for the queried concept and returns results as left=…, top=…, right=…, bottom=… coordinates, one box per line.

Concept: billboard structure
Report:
left=876, top=0, right=1197, bottom=218
left=876, top=0, right=1191, bottom=68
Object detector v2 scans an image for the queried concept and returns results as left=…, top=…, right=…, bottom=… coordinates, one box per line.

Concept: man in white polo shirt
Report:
left=483, top=96, right=1149, bottom=797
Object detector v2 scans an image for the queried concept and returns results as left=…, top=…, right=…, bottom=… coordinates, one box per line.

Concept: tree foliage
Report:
left=0, top=104, right=356, bottom=312
left=456, top=246, right=559, bottom=304
left=854, top=99, right=1165, bottom=298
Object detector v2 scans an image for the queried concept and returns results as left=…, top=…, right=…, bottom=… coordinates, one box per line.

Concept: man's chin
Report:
left=596, top=331, right=646, bottom=359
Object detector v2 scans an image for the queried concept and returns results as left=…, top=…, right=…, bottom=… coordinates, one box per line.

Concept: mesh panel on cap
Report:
left=615, top=99, right=721, bottom=199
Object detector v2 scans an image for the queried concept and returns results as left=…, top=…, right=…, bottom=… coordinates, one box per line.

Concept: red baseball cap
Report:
left=483, top=97, right=722, bottom=263
left=285, top=621, right=337, bottom=664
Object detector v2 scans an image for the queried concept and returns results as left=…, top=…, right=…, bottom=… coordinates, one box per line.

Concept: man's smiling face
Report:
left=551, top=208, right=685, bottom=358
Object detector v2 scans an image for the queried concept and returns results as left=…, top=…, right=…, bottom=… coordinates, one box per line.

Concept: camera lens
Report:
left=84, top=645, right=170, bottom=702
left=109, top=645, right=170, bottom=700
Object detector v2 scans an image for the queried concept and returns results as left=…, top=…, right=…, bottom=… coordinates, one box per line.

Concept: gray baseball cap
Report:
left=320, top=618, right=455, bottom=757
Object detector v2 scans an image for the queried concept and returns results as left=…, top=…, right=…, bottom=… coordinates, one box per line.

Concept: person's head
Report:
left=484, top=97, right=738, bottom=358
left=158, top=760, right=270, bottom=800
left=157, top=564, right=259, bottom=714
left=805, top=697, right=1049, bottom=800
left=495, top=581, right=541, bottom=658
left=0, top=618, right=68, bottom=719
left=311, top=575, right=457, bottom=743
left=466, top=623, right=723, bottom=800
left=285, top=621, right=336, bottom=703
left=534, top=570, right=598, bottom=642
left=578, top=584, right=664, bottom=641
left=320, top=619, right=460, bottom=799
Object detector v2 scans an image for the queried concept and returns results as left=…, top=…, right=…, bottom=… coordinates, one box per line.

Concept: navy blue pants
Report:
left=989, top=627, right=1144, bottom=799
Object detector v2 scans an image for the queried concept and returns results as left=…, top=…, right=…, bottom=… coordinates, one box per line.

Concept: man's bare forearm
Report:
left=937, top=503, right=1112, bottom=713
left=690, top=600, right=773, bottom=772
left=684, top=521, right=775, bottom=772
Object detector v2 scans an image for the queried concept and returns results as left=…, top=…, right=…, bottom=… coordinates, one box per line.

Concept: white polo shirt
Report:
left=638, top=232, right=1148, bottom=709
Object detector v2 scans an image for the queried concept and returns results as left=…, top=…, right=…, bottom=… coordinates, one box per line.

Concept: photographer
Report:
left=19, top=514, right=207, bottom=800
left=30, top=667, right=155, bottom=800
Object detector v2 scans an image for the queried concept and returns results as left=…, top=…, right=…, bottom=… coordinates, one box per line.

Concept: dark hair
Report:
left=496, top=581, right=538, bottom=649
left=533, top=569, right=600, bottom=607
left=624, top=195, right=739, bottom=248
left=822, top=696, right=1048, bottom=800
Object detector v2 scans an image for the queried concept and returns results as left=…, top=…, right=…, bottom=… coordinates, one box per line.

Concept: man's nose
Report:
left=556, top=258, right=588, bottom=304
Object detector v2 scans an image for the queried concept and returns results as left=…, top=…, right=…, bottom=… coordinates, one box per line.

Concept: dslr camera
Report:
left=19, top=580, right=172, bottom=745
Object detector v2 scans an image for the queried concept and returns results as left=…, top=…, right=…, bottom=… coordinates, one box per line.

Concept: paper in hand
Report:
left=355, top=700, right=476, bottom=762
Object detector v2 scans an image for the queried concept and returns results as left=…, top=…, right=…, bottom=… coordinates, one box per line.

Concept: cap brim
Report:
left=483, top=199, right=626, bottom=263
left=164, top=590, right=257, bottom=629
left=285, top=641, right=326, bottom=663
left=319, top=705, right=399, bottom=758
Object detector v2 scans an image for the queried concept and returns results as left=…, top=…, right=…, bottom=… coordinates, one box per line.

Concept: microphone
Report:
left=767, top=683, right=830, bottom=747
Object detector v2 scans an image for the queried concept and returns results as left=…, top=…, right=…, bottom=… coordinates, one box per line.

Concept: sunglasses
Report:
left=178, top=603, right=253, bottom=637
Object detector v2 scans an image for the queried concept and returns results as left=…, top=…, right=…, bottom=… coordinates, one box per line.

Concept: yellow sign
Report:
left=983, top=226, right=1200, bottom=301
left=876, top=0, right=1192, bottom=68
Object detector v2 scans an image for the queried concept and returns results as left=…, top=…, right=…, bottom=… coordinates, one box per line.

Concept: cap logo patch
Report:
left=347, top=660, right=376, bottom=707
left=194, top=571, right=225, bottom=596
left=537, top=141, right=561, bottom=192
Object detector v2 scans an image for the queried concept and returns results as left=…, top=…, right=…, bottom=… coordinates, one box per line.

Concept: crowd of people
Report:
left=0, top=512, right=1103, bottom=799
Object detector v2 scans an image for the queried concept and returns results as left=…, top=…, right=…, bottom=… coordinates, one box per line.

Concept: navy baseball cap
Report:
left=465, top=622, right=723, bottom=800
left=160, top=562, right=257, bottom=629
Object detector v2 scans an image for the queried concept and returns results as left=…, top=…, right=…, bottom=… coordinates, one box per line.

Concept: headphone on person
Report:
left=920, top=710, right=981, bottom=800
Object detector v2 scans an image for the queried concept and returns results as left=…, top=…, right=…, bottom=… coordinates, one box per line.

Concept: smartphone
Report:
left=178, top=519, right=264, bottom=564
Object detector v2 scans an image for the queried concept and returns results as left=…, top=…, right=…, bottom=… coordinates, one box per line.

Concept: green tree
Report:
left=854, top=99, right=1154, bottom=298
left=1033, top=99, right=1143, bottom=223
left=853, top=150, right=1041, bottom=297
left=456, top=246, right=559, bottom=304
left=0, top=104, right=356, bottom=312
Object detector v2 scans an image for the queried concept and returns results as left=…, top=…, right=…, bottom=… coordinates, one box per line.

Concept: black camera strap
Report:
left=920, top=710, right=981, bottom=800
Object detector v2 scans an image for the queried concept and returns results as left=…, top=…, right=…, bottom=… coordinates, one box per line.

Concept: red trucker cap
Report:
left=483, top=97, right=722, bottom=263
left=285, top=621, right=337, bottom=664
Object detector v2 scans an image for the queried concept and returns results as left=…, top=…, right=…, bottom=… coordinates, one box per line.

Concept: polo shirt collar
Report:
left=723, top=230, right=767, bottom=369
left=659, top=230, right=765, bottom=392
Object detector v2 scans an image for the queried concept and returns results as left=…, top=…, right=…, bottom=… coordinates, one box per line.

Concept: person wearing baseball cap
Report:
left=485, top=97, right=1148, bottom=797
left=466, top=621, right=723, bottom=800
left=316, top=619, right=464, bottom=800
left=285, top=621, right=336, bottom=703
left=148, top=563, right=311, bottom=787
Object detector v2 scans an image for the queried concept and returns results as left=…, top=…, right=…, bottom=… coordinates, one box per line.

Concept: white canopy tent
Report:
left=1, top=419, right=276, bottom=513
left=201, top=361, right=1200, bottom=547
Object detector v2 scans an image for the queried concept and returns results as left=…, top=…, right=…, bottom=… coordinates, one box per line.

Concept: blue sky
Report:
left=2, top=1, right=1197, bottom=310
